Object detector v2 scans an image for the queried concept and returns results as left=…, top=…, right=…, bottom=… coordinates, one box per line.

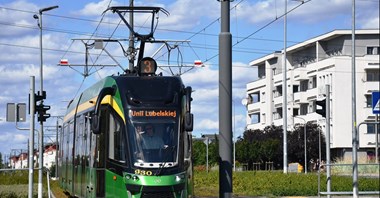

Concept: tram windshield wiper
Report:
left=154, top=145, right=175, bottom=176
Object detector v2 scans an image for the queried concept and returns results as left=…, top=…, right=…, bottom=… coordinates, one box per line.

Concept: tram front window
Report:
left=129, top=120, right=178, bottom=168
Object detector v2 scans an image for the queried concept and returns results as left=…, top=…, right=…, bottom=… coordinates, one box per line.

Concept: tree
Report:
left=235, top=125, right=284, bottom=170
left=235, top=123, right=325, bottom=171
left=192, top=137, right=219, bottom=168
left=0, top=152, right=3, bottom=168
left=288, top=122, right=326, bottom=171
left=192, top=140, right=206, bottom=166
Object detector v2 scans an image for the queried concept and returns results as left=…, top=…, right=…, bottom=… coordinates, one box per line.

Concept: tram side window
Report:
left=108, top=112, right=126, bottom=163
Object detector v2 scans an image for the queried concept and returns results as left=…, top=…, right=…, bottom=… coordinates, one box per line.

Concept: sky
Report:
left=0, top=0, right=379, bottom=158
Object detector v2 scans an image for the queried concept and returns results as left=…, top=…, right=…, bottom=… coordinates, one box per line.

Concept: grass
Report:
left=194, top=170, right=380, bottom=197
left=1, top=169, right=379, bottom=197
left=0, top=170, right=50, bottom=198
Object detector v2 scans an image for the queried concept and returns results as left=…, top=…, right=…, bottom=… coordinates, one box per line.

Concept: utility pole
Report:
left=351, top=1, right=358, bottom=197
left=282, top=0, right=288, bottom=174
left=219, top=0, right=232, bottom=197
left=326, top=85, right=331, bottom=198
left=35, top=6, right=58, bottom=198
left=28, top=76, right=35, bottom=198
left=128, top=0, right=135, bottom=70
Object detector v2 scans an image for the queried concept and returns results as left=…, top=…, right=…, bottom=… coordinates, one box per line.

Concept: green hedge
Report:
left=194, top=170, right=380, bottom=197
left=0, top=170, right=49, bottom=198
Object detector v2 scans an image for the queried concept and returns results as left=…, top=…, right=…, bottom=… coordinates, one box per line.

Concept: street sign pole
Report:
left=372, top=91, right=380, bottom=163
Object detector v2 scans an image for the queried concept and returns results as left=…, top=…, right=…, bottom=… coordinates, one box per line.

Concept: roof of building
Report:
left=249, top=29, right=380, bottom=66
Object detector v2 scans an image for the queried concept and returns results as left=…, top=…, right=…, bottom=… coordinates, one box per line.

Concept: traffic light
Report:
left=316, top=98, right=326, bottom=118
left=33, top=91, right=50, bottom=122
left=35, top=91, right=46, bottom=103
left=36, top=104, right=51, bottom=122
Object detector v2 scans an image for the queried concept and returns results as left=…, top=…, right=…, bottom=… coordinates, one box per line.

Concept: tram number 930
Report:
left=135, top=169, right=153, bottom=176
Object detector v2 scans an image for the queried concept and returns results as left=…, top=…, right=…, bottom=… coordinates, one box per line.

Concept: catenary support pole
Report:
left=28, top=76, right=35, bottom=198
left=37, top=6, right=58, bottom=198
left=282, top=0, right=288, bottom=174
left=37, top=10, right=44, bottom=198
left=219, top=0, right=232, bottom=197
left=351, top=1, right=359, bottom=197
left=128, top=0, right=135, bottom=70
left=326, top=85, right=331, bottom=198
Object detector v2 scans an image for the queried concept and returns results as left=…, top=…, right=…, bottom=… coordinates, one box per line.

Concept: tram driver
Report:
left=141, top=124, right=164, bottom=149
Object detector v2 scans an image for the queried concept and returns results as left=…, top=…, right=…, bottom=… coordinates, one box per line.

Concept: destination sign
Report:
left=130, top=110, right=177, bottom=118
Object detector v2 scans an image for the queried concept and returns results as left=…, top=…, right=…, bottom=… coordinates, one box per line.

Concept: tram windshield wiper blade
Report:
left=154, top=145, right=175, bottom=176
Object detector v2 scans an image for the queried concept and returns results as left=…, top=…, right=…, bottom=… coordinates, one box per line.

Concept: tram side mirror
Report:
left=91, top=114, right=100, bottom=134
left=184, top=112, right=193, bottom=131
left=91, top=86, right=116, bottom=135
left=185, top=86, right=192, bottom=113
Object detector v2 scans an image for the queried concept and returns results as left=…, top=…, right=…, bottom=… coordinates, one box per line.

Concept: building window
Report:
left=293, top=108, right=299, bottom=116
left=274, top=85, right=282, bottom=97
left=300, top=104, right=308, bottom=115
left=300, top=80, right=308, bottom=92
left=366, top=69, right=380, bottom=81
left=273, top=108, right=282, bottom=120
left=251, top=113, right=260, bottom=124
left=293, top=85, right=299, bottom=93
left=309, top=76, right=317, bottom=89
left=367, top=123, right=380, bottom=134
left=367, top=46, right=380, bottom=55
left=365, top=95, right=372, bottom=108
left=250, top=91, right=260, bottom=103
left=309, top=101, right=316, bottom=113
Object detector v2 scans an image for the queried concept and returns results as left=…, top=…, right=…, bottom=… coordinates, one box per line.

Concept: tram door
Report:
left=60, top=123, right=68, bottom=190
left=67, top=120, right=75, bottom=193
left=88, top=116, right=97, bottom=198
left=82, top=114, right=90, bottom=197
left=96, top=109, right=107, bottom=197
left=74, top=115, right=84, bottom=196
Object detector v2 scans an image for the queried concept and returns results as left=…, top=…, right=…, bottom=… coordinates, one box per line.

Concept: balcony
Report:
left=247, top=78, right=266, bottom=91
left=364, top=81, right=380, bottom=91
left=273, top=95, right=283, bottom=107
left=306, top=87, right=318, bottom=98
left=273, top=118, right=283, bottom=126
left=273, top=73, right=283, bottom=85
left=246, top=122, right=266, bottom=131
left=247, top=101, right=261, bottom=113
left=294, top=92, right=308, bottom=104
left=293, top=68, right=308, bottom=81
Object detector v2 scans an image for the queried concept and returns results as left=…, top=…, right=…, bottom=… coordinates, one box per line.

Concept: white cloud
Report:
left=0, top=0, right=38, bottom=36
left=160, top=0, right=219, bottom=30
left=182, top=64, right=218, bottom=88
left=196, top=118, right=219, bottom=131
left=359, top=17, right=380, bottom=29
left=233, top=0, right=378, bottom=29
left=78, top=0, right=120, bottom=16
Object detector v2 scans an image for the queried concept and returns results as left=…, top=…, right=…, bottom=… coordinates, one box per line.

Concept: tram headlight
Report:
left=175, top=173, right=185, bottom=182
left=125, top=174, right=132, bottom=180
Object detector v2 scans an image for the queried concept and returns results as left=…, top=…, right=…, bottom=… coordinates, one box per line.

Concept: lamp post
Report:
left=295, top=116, right=307, bottom=173
left=33, top=5, right=58, bottom=198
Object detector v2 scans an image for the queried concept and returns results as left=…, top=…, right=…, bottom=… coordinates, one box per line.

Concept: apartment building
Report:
left=245, top=29, right=380, bottom=159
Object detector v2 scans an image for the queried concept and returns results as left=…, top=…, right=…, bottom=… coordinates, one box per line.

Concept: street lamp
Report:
left=33, top=5, right=59, bottom=198
left=295, top=116, right=307, bottom=173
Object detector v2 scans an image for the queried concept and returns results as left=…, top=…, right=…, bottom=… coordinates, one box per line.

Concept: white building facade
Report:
left=245, top=30, right=380, bottom=159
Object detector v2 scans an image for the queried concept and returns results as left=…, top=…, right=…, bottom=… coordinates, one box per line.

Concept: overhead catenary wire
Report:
left=0, top=0, right=377, bottom=71
left=1, top=41, right=378, bottom=71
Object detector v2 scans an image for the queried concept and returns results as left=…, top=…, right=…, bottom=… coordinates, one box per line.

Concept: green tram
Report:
left=59, top=57, right=194, bottom=198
